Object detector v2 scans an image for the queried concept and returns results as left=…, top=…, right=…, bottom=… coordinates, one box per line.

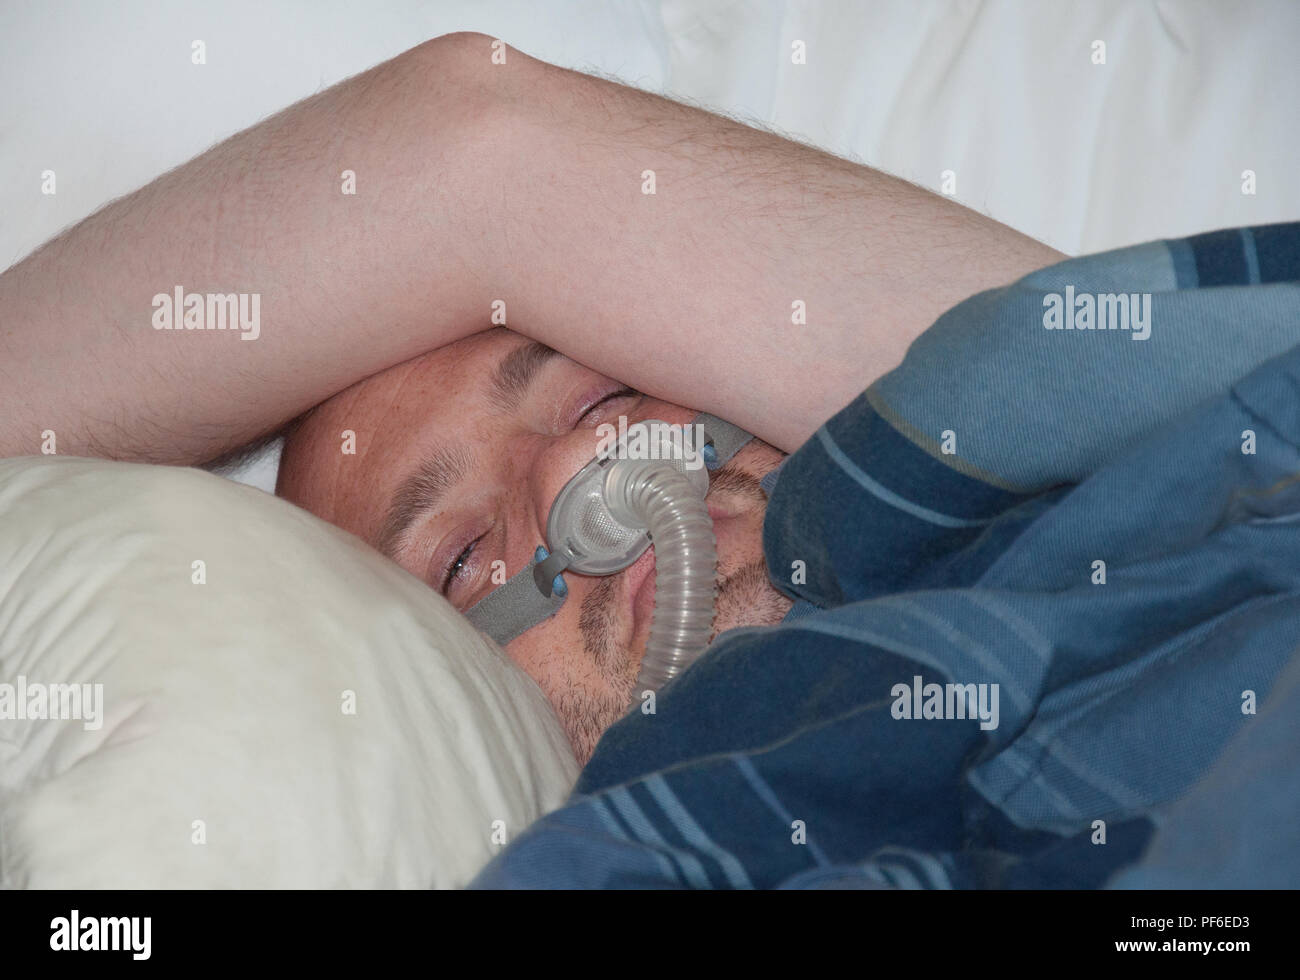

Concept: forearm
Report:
left=486, top=47, right=1066, bottom=452
left=0, top=33, right=503, bottom=463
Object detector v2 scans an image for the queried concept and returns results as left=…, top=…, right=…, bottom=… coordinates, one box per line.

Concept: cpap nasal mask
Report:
left=465, top=413, right=753, bottom=693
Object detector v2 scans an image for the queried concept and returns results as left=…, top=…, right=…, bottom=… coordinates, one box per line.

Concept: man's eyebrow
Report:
left=377, top=341, right=561, bottom=559
left=377, top=443, right=475, bottom=558
left=489, top=340, right=563, bottom=415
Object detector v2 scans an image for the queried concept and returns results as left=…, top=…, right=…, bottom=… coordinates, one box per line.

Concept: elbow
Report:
left=400, top=31, right=538, bottom=107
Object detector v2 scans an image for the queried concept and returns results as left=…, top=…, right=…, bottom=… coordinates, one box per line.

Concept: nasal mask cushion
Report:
left=463, top=413, right=753, bottom=656
left=546, top=424, right=708, bottom=576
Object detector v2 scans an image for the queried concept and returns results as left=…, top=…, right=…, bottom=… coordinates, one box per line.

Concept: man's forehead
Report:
left=278, top=330, right=559, bottom=538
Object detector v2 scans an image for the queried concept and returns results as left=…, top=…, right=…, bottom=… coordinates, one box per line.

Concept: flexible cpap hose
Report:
left=604, top=458, right=717, bottom=694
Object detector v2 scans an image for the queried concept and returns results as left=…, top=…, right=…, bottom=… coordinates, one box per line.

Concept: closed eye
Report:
left=577, top=387, right=636, bottom=426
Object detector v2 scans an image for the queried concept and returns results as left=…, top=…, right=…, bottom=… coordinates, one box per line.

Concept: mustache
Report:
left=579, top=574, right=621, bottom=669
left=706, top=460, right=768, bottom=503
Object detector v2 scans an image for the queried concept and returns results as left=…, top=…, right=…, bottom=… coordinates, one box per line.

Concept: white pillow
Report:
left=0, top=456, right=577, bottom=888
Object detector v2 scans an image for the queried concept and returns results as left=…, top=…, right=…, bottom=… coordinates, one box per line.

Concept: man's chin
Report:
left=560, top=560, right=788, bottom=764
left=551, top=662, right=638, bottom=766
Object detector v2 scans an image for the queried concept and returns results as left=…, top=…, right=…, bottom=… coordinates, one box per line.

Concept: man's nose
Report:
left=527, top=424, right=616, bottom=538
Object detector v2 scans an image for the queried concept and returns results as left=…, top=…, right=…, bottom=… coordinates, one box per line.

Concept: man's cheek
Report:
left=503, top=605, right=585, bottom=681
left=503, top=631, right=554, bottom=689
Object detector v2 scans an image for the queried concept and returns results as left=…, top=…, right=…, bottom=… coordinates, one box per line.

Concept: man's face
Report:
left=278, top=329, right=791, bottom=762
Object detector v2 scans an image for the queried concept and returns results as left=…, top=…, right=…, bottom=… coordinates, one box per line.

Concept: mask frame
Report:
left=463, top=412, right=753, bottom=647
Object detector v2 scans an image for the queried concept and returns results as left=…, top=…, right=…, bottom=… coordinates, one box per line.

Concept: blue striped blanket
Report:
left=472, top=223, right=1300, bottom=888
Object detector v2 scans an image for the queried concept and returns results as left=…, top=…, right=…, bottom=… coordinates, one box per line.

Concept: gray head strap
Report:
left=694, top=412, right=754, bottom=470
left=463, top=412, right=754, bottom=646
left=464, top=549, right=567, bottom=646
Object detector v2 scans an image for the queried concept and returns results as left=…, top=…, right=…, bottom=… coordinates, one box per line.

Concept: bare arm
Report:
left=0, top=33, right=503, bottom=463
left=0, top=32, right=1062, bottom=462
left=491, top=50, right=1065, bottom=451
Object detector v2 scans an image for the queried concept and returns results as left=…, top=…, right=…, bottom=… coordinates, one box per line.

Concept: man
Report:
left=277, top=329, right=794, bottom=760
left=0, top=33, right=1061, bottom=761
left=10, top=34, right=1295, bottom=888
